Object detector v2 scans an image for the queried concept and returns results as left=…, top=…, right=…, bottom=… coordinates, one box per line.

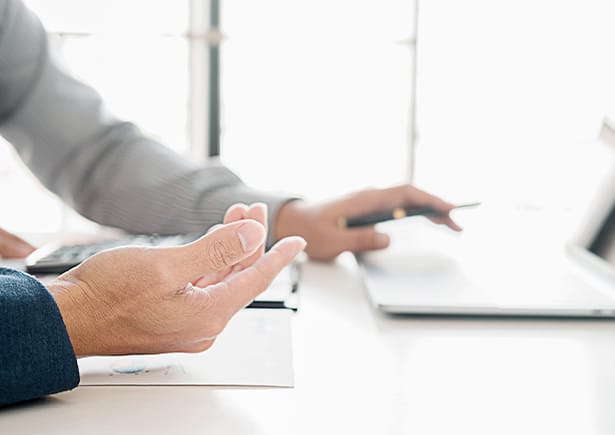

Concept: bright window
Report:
left=414, top=0, right=615, bottom=214
left=220, top=0, right=417, bottom=199
left=1, top=0, right=193, bottom=233
left=220, top=0, right=615, bottom=217
left=2, top=0, right=615, bottom=236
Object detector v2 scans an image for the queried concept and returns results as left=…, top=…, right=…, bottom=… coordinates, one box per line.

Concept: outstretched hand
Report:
left=47, top=203, right=305, bottom=357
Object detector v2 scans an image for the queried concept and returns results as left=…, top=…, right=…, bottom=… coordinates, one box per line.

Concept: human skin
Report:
left=1, top=184, right=460, bottom=263
left=275, top=184, right=461, bottom=261
left=46, top=203, right=305, bottom=356
left=0, top=227, right=35, bottom=258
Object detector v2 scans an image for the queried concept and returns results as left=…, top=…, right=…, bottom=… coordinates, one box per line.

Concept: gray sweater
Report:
left=0, top=0, right=293, bottom=242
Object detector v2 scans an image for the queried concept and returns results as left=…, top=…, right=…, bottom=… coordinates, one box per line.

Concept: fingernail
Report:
left=286, top=236, right=307, bottom=250
left=237, top=222, right=265, bottom=252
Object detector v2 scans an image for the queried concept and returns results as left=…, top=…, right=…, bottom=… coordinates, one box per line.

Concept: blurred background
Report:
left=2, top=0, right=615, bottom=234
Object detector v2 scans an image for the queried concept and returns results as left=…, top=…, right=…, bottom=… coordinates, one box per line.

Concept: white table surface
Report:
left=2, top=250, right=615, bottom=435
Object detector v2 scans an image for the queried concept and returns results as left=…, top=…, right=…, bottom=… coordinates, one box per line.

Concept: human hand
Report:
left=47, top=205, right=306, bottom=357
left=0, top=227, right=35, bottom=258
left=195, top=202, right=269, bottom=288
left=274, top=184, right=461, bottom=261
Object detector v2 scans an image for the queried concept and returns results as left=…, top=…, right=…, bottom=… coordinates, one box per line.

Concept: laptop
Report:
left=359, top=166, right=615, bottom=318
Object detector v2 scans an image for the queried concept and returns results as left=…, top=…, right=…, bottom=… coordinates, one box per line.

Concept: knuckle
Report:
left=207, top=240, right=237, bottom=269
left=252, top=263, right=277, bottom=288
left=349, top=189, right=370, bottom=202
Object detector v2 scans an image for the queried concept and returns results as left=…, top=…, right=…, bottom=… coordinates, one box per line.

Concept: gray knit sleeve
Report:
left=0, top=0, right=296, bottom=244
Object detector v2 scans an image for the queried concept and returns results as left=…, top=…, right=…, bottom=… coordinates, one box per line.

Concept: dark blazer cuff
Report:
left=0, top=267, right=80, bottom=407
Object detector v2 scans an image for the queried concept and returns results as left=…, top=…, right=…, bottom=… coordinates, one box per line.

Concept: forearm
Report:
left=74, top=136, right=295, bottom=242
left=0, top=0, right=296, bottom=242
left=0, top=268, right=79, bottom=407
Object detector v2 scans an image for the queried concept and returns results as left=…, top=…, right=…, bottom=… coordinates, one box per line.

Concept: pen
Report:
left=338, top=202, right=481, bottom=229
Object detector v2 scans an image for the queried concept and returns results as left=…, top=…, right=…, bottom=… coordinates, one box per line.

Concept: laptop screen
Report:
left=568, top=158, right=615, bottom=280
left=589, top=205, right=615, bottom=265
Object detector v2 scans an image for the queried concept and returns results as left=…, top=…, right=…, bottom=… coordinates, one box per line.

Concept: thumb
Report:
left=169, top=219, right=266, bottom=280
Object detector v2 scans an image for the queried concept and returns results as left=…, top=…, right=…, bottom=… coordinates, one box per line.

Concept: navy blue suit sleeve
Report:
left=0, top=267, right=79, bottom=407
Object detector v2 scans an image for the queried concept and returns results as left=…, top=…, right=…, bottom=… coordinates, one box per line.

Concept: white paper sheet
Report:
left=78, top=308, right=294, bottom=387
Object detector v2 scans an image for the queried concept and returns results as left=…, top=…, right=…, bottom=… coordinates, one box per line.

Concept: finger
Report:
left=230, top=203, right=268, bottom=272
left=223, top=203, right=249, bottom=224
left=338, top=185, right=423, bottom=217
left=206, top=224, right=223, bottom=234
left=379, top=184, right=453, bottom=211
left=246, top=203, right=267, bottom=229
left=428, top=214, right=463, bottom=232
left=401, top=185, right=459, bottom=214
left=398, top=186, right=462, bottom=231
left=341, top=227, right=390, bottom=253
left=341, top=185, right=462, bottom=232
left=245, top=203, right=267, bottom=257
left=167, top=219, right=266, bottom=281
left=338, top=188, right=393, bottom=216
left=342, top=185, right=451, bottom=214
left=0, top=228, right=36, bottom=258
left=196, top=204, right=268, bottom=287
left=202, top=236, right=306, bottom=317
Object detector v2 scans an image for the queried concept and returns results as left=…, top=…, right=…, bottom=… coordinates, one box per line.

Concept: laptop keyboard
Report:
left=25, top=234, right=200, bottom=275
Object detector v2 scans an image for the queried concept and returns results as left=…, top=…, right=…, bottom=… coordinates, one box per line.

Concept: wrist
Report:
left=48, top=278, right=98, bottom=357
left=274, top=200, right=305, bottom=241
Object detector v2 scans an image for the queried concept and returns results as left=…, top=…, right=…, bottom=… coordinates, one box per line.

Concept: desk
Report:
left=2, top=252, right=615, bottom=434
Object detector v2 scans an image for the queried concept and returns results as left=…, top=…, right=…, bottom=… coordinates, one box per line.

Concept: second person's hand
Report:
left=0, top=227, right=35, bottom=258
left=274, top=184, right=462, bottom=261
